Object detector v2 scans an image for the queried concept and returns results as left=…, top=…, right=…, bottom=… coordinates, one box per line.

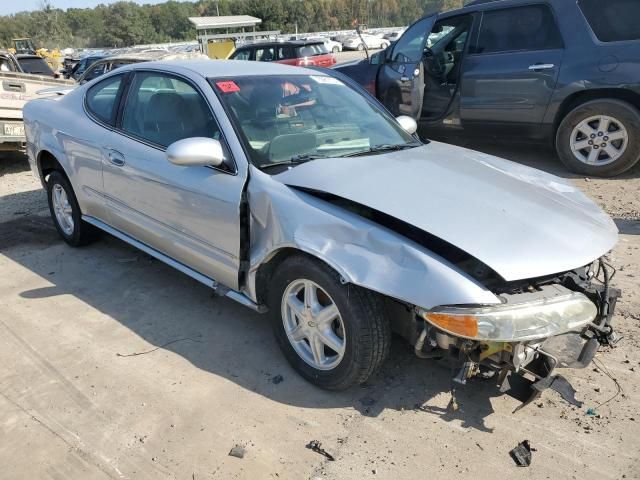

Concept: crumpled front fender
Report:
left=245, top=169, right=500, bottom=309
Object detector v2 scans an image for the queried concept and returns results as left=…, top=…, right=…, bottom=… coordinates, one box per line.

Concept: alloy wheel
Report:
left=52, top=183, right=74, bottom=235
left=570, top=115, right=628, bottom=166
left=281, top=279, right=345, bottom=370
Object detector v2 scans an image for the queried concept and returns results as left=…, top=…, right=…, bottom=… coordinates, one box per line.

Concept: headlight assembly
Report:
left=418, top=292, right=597, bottom=342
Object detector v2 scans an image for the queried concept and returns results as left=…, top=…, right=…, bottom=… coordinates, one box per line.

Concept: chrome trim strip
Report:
left=82, top=215, right=266, bottom=312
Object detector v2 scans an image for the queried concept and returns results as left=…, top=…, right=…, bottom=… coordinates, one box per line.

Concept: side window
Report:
left=232, top=48, right=250, bottom=60
left=578, top=0, right=640, bottom=42
left=255, top=47, right=276, bottom=62
left=278, top=46, right=294, bottom=60
left=85, top=74, right=123, bottom=125
left=392, top=16, right=436, bottom=63
left=474, top=5, right=563, bottom=54
left=82, top=62, right=107, bottom=83
left=121, top=72, right=221, bottom=149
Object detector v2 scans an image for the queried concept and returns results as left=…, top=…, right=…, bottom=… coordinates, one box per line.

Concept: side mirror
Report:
left=396, top=115, right=417, bottom=135
left=166, top=137, right=225, bottom=167
left=369, top=50, right=385, bottom=65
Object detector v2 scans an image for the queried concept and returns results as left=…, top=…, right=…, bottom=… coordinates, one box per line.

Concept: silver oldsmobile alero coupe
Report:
left=23, top=60, right=620, bottom=405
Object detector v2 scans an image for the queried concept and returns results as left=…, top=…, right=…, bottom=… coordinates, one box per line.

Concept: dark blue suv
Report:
left=335, top=0, right=640, bottom=176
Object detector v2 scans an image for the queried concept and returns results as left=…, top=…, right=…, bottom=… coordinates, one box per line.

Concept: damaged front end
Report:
left=414, top=259, right=620, bottom=410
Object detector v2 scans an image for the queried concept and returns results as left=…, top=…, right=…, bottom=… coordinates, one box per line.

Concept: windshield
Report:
left=212, top=74, right=418, bottom=167
left=17, top=57, right=53, bottom=75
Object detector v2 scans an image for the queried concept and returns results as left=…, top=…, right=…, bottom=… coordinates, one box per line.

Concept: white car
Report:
left=342, top=34, right=390, bottom=51
left=383, top=29, right=406, bottom=42
left=303, top=37, right=343, bottom=53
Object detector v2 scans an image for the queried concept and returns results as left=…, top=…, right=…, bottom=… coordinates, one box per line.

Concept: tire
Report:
left=381, top=42, right=390, bottom=49
left=268, top=255, right=391, bottom=390
left=556, top=99, right=640, bottom=177
left=47, top=170, right=99, bottom=246
left=357, top=43, right=364, bottom=51
left=332, top=46, right=340, bottom=54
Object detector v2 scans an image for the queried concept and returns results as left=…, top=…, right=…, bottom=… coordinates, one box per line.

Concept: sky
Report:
left=0, top=0, right=190, bottom=16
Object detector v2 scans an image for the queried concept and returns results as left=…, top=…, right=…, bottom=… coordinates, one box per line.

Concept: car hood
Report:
left=273, top=142, right=618, bottom=281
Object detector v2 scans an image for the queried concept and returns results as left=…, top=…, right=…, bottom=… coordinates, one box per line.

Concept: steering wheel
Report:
left=423, top=47, right=445, bottom=78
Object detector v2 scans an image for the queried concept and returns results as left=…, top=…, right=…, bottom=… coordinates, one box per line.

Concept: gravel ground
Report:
left=1, top=142, right=639, bottom=479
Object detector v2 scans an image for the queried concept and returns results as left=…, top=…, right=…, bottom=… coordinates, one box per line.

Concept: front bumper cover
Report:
left=416, top=265, right=621, bottom=410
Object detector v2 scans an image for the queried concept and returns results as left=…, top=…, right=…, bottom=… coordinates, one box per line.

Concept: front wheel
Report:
left=332, top=46, right=340, bottom=53
left=556, top=99, right=640, bottom=177
left=380, top=42, right=390, bottom=49
left=268, top=255, right=391, bottom=390
left=357, top=43, right=364, bottom=51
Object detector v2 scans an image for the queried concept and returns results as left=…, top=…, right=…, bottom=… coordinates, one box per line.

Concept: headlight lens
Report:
left=418, top=292, right=597, bottom=342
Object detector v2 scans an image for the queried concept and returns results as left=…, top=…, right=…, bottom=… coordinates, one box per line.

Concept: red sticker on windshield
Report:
left=216, top=81, right=240, bottom=93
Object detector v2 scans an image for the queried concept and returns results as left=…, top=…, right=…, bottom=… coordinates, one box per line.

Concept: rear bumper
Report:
left=0, top=120, right=26, bottom=145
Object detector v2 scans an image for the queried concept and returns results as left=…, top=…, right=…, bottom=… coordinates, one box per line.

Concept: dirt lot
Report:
left=1, top=141, right=639, bottom=480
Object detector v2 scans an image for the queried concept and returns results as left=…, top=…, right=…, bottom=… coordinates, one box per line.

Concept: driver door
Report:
left=377, top=15, right=437, bottom=119
left=101, top=71, right=245, bottom=289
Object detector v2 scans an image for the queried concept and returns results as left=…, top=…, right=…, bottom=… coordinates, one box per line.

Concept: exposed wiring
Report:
left=592, top=356, right=623, bottom=409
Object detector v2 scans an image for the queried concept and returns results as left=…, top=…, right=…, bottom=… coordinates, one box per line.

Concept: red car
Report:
left=229, top=40, right=336, bottom=67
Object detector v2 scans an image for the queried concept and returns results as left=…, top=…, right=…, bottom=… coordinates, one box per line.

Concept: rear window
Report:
left=295, top=43, right=329, bottom=57
left=578, top=0, right=640, bottom=42
left=18, top=57, right=53, bottom=75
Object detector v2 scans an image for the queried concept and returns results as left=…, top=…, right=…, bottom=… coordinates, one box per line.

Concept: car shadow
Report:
left=0, top=151, right=31, bottom=175
left=0, top=210, right=504, bottom=433
left=615, top=218, right=640, bottom=235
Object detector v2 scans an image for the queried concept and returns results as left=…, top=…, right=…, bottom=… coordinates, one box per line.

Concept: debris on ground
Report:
left=306, top=440, right=335, bottom=461
left=116, top=337, right=202, bottom=357
left=272, top=374, right=284, bottom=384
left=509, top=440, right=534, bottom=467
left=228, top=444, right=245, bottom=459
left=585, top=407, right=597, bottom=416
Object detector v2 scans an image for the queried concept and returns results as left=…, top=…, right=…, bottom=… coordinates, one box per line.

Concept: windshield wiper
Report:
left=258, top=153, right=327, bottom=170
left=343, top=142, right=422, bottom=157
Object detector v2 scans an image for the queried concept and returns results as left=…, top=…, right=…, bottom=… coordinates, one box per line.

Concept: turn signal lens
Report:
left=425, top=313, right=479, bottom=338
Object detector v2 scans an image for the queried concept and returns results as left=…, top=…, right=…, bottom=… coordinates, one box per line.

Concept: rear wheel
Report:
left=381, top=41, right=390, bottom=49
left=556, top=99, right=640, bottom=176
left=268, top=255, right=391, bottom=390
left=332, top=46, right=340, bottom=53
left=46, top=170, right=99, bottom=246
left=357, top=43, right=365, bottom=51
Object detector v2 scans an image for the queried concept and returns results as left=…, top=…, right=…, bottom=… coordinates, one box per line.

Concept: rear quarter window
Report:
left=232, top=48, right=251, bottom=60
left=85, top=74, right=123, bottom=125
left=578, top=0, right=640, bottom=42
left=296, top=43, right=329, bottom=57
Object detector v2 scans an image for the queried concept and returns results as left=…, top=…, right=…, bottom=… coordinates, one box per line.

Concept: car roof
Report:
left=15, top=54, right=42, bottom=60
left=125, top=59, right=324, bottom=78
left=442, top=0, right=548, bottom=16
left=237, top=40, right=324, bottom=49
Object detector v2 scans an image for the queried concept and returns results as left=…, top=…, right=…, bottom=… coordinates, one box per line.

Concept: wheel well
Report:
left=554, top=89, right=640, bottom=134
left=254, top=247, right=418, bottom=344
left=37, top=150, right=64, bottom=183
left=254, top=248, right=340, bottom=305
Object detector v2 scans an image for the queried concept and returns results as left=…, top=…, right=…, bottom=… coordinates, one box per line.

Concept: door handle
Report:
left=528, top=63, right=555, bottom=71
left=107, top=149, right=125, bottom=167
